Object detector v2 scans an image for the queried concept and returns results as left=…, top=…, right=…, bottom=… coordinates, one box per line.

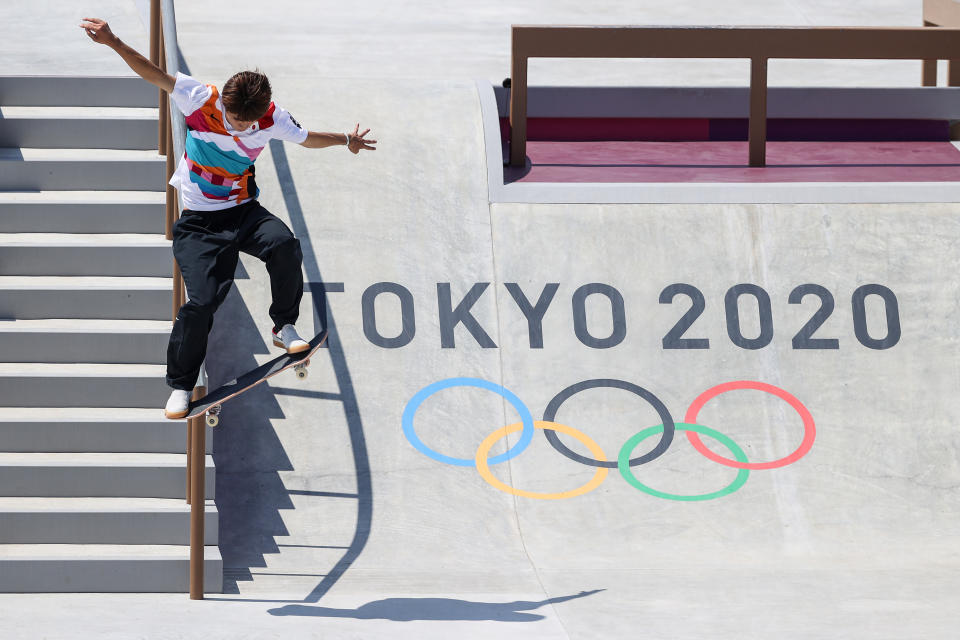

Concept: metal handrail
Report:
left=151, top=0, right=208, bottom=601
left=508, top=25, right=960, bottom=168
left=161, top=0, right=186, bottom=169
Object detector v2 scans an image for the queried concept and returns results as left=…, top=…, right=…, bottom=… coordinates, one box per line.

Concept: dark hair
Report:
left=221, top=70, right=272, bottom=121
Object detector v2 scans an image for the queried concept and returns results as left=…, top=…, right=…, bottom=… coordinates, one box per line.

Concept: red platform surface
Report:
left=506, top=141, right=960, bottom=183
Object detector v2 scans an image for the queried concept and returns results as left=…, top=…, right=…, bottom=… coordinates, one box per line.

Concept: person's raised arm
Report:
left=301, top=124, right=377, bottom=154
left=80, top=18, right=174, bottom=93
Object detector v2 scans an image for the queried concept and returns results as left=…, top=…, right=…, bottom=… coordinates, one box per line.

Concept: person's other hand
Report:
left=80, top=18, right=119, bottom=47
left=348, top=123, right=377, bottom=154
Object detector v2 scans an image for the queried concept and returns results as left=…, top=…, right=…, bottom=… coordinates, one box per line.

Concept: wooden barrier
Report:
left=923, top=0, right=960, bottom=86
left=509, top=25, right=960, bottom=167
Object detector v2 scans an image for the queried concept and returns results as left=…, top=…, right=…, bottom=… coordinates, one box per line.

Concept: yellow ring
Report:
left=475, top=420, right=609, bottom=500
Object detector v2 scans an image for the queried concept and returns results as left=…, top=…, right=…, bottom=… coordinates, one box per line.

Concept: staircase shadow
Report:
left=207, top=270, right=294, bottom=593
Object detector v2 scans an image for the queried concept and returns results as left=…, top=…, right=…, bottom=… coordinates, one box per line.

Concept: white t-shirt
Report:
left=168, top=72, right=308, bottom=211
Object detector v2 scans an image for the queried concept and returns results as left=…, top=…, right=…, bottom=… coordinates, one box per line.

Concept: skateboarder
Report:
left=80, top=18, right=376, bottom=419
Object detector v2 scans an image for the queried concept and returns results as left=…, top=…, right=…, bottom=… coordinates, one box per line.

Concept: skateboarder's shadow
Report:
left=267, top=589, right=603, bottom=621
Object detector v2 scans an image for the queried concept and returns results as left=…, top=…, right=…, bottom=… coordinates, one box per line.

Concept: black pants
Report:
left=166, top=200, right=303, bottom=390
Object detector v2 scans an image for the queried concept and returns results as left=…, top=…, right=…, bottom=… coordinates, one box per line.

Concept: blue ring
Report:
left=402, top=377, right=535, bottom=467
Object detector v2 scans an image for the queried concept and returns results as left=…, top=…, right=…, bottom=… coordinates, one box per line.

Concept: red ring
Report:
left=684, top=381, right=815, bottom=470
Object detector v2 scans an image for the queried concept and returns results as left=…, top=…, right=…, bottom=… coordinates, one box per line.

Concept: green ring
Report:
left=617, top=423, right=750, bottom=501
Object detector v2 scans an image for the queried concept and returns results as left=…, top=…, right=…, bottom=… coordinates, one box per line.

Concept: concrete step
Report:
left=0, top=233, right=172, bottom=277
left=0, top=107, right=159, bottom=149
left=0, top=407, right=209, bottom=454
left=0, top=453, right=215, bottom=499
left=0, top=148, right=166, bottom=191
left=0, top=319, right=170, bottom=364
left=0, top=276, right=172, bottom=320
left=0, top=76, right=157, bottom=108
left=0, top=363, right=169, bottom=408
left=0, top=544, right=222, bottom=593
left=0, top=191, right=166, bottom=234
left=0, top=498, right=217, bottom=545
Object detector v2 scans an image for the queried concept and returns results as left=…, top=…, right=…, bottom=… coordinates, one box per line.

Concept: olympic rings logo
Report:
left=401, top=377, right=816, bottom=501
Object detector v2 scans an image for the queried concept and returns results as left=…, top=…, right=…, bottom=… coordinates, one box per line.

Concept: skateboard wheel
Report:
left=206, top=414, right=219, bottom=428
left=296, top=368, right=308, bottom=379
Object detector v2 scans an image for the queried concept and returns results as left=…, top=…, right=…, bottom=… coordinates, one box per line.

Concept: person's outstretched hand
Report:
left=79, top=18, right=120, bottom=47
left=348, top=123, right=377, bottom=154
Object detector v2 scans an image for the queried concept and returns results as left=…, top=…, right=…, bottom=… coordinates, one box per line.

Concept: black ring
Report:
left=542, top=379, right=676, bottom=468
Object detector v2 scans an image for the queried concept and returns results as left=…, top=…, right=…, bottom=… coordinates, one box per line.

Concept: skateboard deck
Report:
left=186, top=330, right=328, bottom=426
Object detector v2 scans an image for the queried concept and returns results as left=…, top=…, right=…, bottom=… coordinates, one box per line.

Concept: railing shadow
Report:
left=270, top=139, right=373, bottom=604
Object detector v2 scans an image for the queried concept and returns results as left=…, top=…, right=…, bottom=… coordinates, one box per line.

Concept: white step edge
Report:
left=0, top=233, right=170, bottom=247
left=0, top=544, right=222, bottom=560
left=0, top=191, right=165, bottom=205
left=0, top=107, right=159, bottom=119
left=0, top=276, right=172, bottom=290
left=0, top=148, right=166, bottom=162
left=0, top=497, right=215, bottom=511
left=0, top=407, right=178, bottom=421
left=0, top=363, right=167, bottom=377
left=0, top=453, right=212, bottom=466
left=0, top=319, right=171, bottom=334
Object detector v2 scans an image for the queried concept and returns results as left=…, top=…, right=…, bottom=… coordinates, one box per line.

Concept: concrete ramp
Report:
left=0, top=78, right=956, bottom=640
left=188, top=78, right=960, bottom=637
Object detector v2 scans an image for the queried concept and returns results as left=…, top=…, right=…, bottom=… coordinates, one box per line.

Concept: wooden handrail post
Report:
left=509, top=42, right=528, bottom=168
left=185, top=417, right=192, bottom=503
left=156, top=0, right=199, bottom=599
left=949, top=59, right=960, bottom=86
left=749, top=57, right=768, bottom=167
left=165, top=129, right=176, bottom=241
left=149, top=0, right=160, bottom=63
left=172, top=264, right=183, bottom=319
left=188, top=387, right=206, bottom=600
left=159, top=35, right=169, bottom=157
left=923, top=59, right=939, bottom=85
left=922, top=21, right=939, bottom=86
left=150, top=0, right=164, bottom=154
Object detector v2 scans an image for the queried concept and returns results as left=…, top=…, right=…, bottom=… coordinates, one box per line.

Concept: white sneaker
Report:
left=164, top=389, right=191, bottom=419
left=272, top=324, right=310, bottom=354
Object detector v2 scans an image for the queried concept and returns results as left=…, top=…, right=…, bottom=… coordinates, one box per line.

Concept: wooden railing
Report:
left=508, top=25, right=960, bottom=168
left=923, top=0, right=960, bottom=84
left=150, top=0, right=208, bottom=601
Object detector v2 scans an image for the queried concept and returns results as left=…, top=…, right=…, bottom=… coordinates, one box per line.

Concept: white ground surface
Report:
left=2, top=0, right=960, bottom=638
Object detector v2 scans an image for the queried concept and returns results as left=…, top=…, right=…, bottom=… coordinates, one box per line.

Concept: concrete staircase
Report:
left=0, top=76, right=221, bottom=593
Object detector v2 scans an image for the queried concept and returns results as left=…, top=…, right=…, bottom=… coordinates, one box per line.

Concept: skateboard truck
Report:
left=205, top=404, right=222, bottom=428
left=294, top=359, right=310, bottom=379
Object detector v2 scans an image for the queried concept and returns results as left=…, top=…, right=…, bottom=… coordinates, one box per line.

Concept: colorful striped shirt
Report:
left=168, top=72, right=308, bottom=211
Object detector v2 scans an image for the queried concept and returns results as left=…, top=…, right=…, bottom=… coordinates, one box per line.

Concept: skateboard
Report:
left=185, top=330, right=329, bottom=427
